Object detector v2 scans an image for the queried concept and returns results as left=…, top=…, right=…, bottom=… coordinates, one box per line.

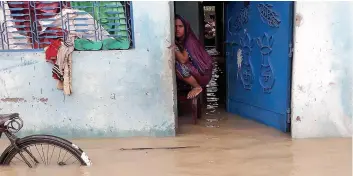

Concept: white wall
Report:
left=0, top=1, right=177, bottom=138
left=291, top=2, right=353, bottom=138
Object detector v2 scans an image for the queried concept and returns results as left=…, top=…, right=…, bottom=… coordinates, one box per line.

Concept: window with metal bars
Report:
left=0, top=1, right=133, bottom=51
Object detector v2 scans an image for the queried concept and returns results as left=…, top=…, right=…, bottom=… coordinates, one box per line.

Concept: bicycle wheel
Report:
left=0, top=135, right=92, bottom=167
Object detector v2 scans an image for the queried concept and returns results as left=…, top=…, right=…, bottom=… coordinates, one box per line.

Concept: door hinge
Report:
left=288, top=42, right=293, bottom=58
left=286, top=108, right=291, bottom=123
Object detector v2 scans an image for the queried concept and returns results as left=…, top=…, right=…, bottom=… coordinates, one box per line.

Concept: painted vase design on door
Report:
left=257, top=33, right=275, bottom=93
left=239, top=31, right=255, bottom=90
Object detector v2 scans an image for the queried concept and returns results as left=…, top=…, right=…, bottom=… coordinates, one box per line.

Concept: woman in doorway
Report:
left=173, top=14, right=213, bottom=99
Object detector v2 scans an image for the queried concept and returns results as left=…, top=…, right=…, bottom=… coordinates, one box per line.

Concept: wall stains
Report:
left=30, top=97, right=49, bottom=104
left=1, top=98, right=26, bottom=102
left=297, top=85, right=305, bottom=93
left=39, top=98, right=48, bottom=103
left=296, top=116, right=301, bottom=122
left=110, top=93, right=116, bottom=100
left=295, top=13, right=303, bottom=27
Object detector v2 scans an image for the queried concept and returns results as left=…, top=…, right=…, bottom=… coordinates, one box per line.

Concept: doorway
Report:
left=174, top=1, right=294, bottom=133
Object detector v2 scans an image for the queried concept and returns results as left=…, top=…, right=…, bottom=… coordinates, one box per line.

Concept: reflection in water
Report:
left=204, top=56, right=226, bottom=128
left=205, top=60, right=220, bottom=115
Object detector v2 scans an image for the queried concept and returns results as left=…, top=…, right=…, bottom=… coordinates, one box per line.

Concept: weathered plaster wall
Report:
left=291, top=2, right=353, bottom=138
left=0, top=1, right=177, bottom=138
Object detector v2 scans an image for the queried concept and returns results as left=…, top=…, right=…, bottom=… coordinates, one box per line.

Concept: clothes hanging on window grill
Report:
left=45, top=35, right=76, bottom=95
left=70, top=1, right=129, bottom=40
left=2, top=1, right=111, bottom=50
left=45, top=39, right=62, bottom=64
left=70, top=1, right=131, bottom=50
left=6, top=1, right=67, bottom=49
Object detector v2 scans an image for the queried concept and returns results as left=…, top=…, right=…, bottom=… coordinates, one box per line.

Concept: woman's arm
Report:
left=175, top=48, right=189, bottom=64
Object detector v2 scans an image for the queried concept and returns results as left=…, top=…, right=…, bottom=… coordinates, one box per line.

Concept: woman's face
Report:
left=175, top=19, right=185, bottom=38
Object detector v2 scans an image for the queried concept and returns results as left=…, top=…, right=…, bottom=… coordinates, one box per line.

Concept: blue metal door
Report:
left=225, top=2, right=294, bottom=132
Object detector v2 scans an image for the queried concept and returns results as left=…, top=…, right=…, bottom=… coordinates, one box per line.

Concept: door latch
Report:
left=288, top=43, right=293, bottom=58
left=286, top=108, right=291, bottom=123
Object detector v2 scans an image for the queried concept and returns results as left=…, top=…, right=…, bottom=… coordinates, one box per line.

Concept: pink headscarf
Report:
left=175, top=14, right=213, bottom=76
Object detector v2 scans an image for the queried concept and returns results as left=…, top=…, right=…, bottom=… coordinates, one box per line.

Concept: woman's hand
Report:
left=175, top=48, right=189, bottom=64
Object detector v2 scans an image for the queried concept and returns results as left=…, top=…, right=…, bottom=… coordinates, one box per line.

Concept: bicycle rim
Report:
left=1, top=135, right=91, bottom=167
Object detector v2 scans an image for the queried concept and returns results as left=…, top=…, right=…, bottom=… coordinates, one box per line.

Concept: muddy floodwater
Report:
left=0, top=112, right=351, bottom=176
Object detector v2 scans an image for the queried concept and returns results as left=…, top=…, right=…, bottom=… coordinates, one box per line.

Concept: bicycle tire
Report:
left=0, top=135, right=92, bottom=166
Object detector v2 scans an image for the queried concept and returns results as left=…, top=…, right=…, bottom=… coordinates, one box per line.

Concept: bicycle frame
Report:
left=0, top=123, right=19, bottom=147
left=0, top=119, right=39, bottom=167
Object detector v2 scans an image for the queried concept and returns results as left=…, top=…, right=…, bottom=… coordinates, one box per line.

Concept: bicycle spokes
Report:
left=10, top=143, right=81, bottom=167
